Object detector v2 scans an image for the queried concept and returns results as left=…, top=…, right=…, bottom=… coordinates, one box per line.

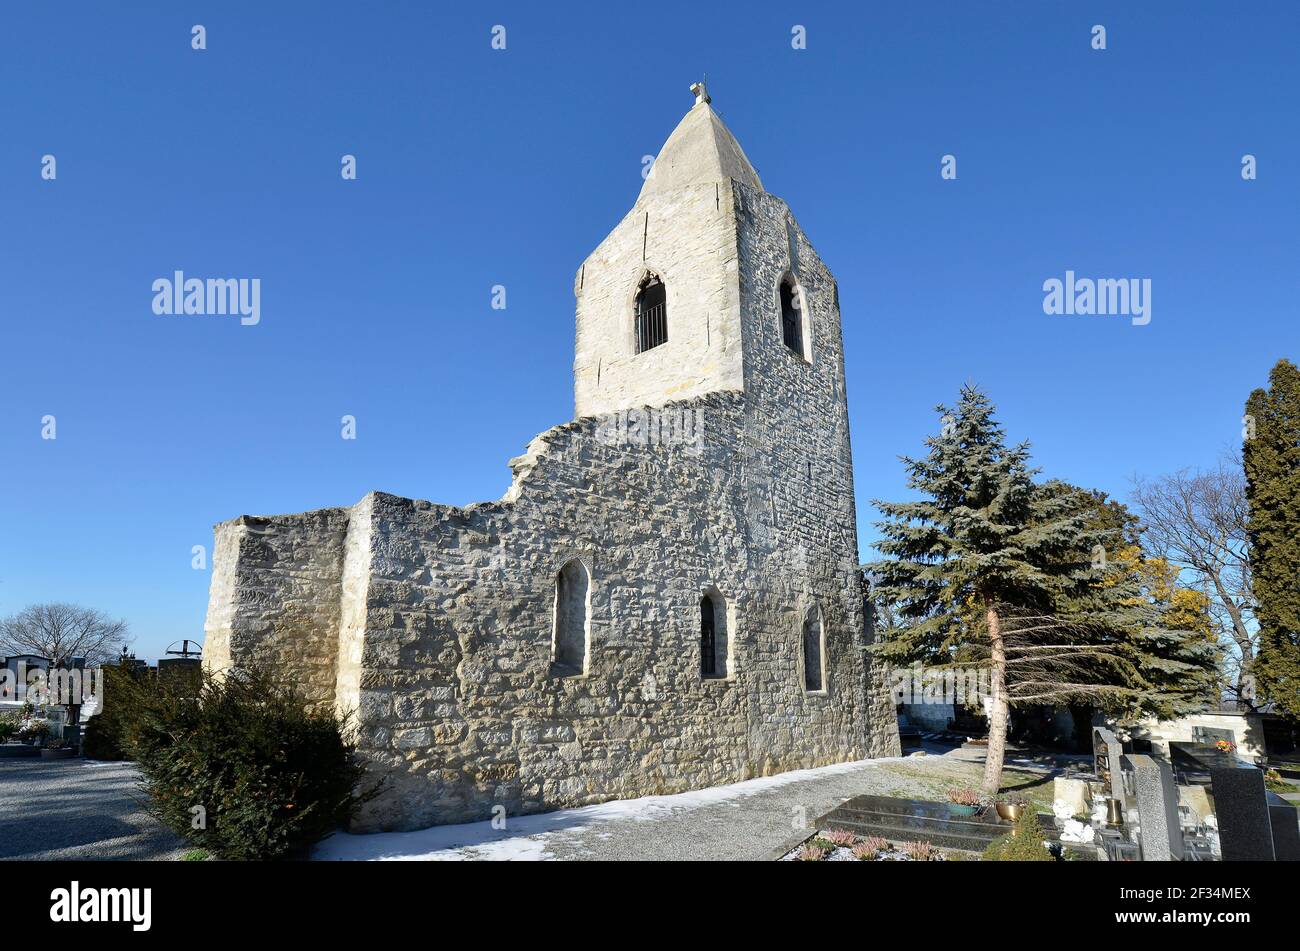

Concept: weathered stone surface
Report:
left=1122, top=754, right=1184, bottom=861
left=204, top=90, right=898, bottom=832
left=1053, top=777, right=1090, bottom=819
left=1093, top=726, right=1125, bottom=801
left=1179, top=784, right=1214, bottom=824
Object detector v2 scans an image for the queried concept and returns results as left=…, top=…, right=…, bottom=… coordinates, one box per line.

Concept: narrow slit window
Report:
left=552, top=560, right=590, bottom=676
left=700, top=595, right=717, bottom=678
left=700, top=590, right=730, bottom=679
left=803, top=608, right=824, bottom=692
left=781, top=277, right=803, bottom=356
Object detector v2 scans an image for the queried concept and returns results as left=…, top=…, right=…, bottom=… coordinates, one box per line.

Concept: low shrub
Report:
left=902, top=840, right=939, bottom=861
left=946, top=787, right=981, bottom=806
left=982, top=810, right=1054, bottom=861
left=0, top=713, right=17, bottom=743
left=823, top=829, right=856, bottom=848
left=81, top=665, right=135, bottom=760
left=851, top=836, right=890, bottom=860
left=797, top=843, right=828, bottom=861
left=1264, top=769, right=1300, bottom=794
left=16, top=717, right=51, bottom=742
left=122, top=667, right=371, bottom=860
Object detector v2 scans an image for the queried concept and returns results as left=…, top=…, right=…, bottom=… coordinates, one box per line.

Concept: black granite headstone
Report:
left=1266, top=792, right=1299, bottom=861
left=1171, top=741, right=1236, bottom=774
left=1209, top=768, right=1275, bottom=861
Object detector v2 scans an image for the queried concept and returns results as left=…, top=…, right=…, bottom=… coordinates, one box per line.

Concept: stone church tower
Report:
left=204, top=84, right=900, bottom=833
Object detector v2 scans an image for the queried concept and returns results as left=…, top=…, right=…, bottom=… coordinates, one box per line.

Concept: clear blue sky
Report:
left=1, top=2, right=1296, bottom=661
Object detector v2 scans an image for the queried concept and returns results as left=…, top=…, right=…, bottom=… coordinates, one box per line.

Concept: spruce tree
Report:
left=1043, top=483, right=1221, bottom=722
left=868, top=385, right=1096, bottom=795
left=1243, top=359, right=1300, bottom=719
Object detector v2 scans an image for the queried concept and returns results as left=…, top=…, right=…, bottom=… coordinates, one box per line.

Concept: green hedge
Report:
left=982, top=810, right=1055, bottom=861
left=81, top=666, right=134, bottom=760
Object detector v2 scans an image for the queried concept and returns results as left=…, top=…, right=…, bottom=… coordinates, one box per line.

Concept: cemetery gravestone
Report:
left=1122, top=754, right=1184, bottom=861
left=1266, top=792, right=1300, bottom=861
left=1093, top=727, right=1124, bottom=801
left=1209, top=768, right=1275, bottom=861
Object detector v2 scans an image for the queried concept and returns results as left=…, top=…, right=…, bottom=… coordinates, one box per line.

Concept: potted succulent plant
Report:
left=946, top=787, right=981, bottom=817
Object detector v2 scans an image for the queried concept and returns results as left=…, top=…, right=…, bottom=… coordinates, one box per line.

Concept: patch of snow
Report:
left=313, top=756, right=906, bottom=862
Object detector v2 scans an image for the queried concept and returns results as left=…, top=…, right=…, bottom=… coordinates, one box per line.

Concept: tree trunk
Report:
left=1206, top=569, right=1257, bottom=710
left=1235, top=651, right=1257, bottom=711
left=981, top=598, right=1009, bottom=797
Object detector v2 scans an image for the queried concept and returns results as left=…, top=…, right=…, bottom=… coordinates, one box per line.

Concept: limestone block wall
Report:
left=203, top=169, right=900, bottom=834
left=336, top=390, right=873, bottom=831
left=203, top=508, right=349, bottom=708
left=334, top=493, right=375, bottom=727
left=574, top=180, right=745, bottom=417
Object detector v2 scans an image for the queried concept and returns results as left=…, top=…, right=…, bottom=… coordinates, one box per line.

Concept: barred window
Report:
left=700, top=588, right=729, bottom=680
left=635, top=274, right=667, bottom=353
left=700, top=595, right=718, bottom=678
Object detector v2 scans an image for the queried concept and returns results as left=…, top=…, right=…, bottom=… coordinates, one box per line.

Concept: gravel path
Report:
left=0, top=759, right=189, bottom=861
left=0, top=746, right=1070, bottom=862
left=314, top=745, right=1041, bottom=861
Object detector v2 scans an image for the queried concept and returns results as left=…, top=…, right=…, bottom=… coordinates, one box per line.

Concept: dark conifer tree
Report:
left=1244, top=359, right=1300, bottom=719
left=868, top=385, right=1096, bottom=795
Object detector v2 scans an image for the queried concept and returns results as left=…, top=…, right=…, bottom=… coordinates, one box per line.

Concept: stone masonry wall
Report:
left=204, top=167, right=899, bottom=833
left=340, top=389, right=871, bottom=831
left=204, top=508, right=349, bottom=708
left=574, top=180, right=745, bottom=417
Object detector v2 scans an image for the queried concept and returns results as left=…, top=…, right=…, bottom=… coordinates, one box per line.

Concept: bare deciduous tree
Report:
left=0, top=603, right=130, bottom=667
left=1132, top=460, right=1256, bottom=708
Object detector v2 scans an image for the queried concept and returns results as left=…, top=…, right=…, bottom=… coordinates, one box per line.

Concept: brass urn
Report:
left=995, top=802, right=1024, bottom=822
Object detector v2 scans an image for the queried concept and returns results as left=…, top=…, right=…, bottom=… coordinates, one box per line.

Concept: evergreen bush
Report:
left=123, top=667, right=370, bottom=860
left=81, top=665, right=134, bottom=760
left=982, top=809, right=1054, bottom=861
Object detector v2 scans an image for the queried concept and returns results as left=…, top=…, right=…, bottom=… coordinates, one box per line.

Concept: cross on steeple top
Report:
left=690, top=80, right=710, bottom=106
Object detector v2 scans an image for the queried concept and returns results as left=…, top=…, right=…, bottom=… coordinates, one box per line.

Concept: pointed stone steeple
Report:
left=638, top=82, right=763, bottom=200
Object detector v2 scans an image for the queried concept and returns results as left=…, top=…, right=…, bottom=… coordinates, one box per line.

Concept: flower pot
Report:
left=995, top=802, right=1024, bottom=822
left=947, top=803, right=978, bottom=817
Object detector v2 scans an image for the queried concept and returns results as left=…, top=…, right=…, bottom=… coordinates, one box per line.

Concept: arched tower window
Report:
left=802, top=606, right=825, bottom=692
left=635, top=273, right=668, bottom=354
left=700, top=595, right=717, bottom=677
left=552, top=559, right=590, bottom=676
left=780, top=275, right=805, bottom=358
left=700, top=588, right=729, bottom=680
